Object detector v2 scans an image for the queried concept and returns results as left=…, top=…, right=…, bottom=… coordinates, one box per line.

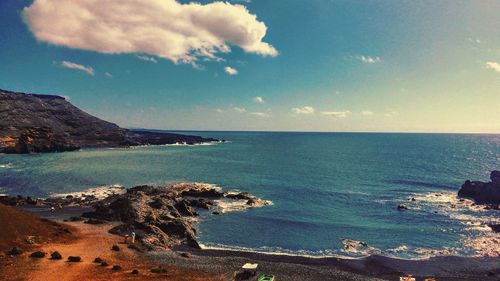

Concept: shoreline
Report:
left=14, top=205, right=500, bottom=281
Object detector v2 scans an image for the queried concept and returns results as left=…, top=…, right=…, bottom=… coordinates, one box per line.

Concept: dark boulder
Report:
left=131, top=269, right=139, bottom=275
left=50, top=251, right=62, bottom=260
left=29, top=251, right=46, bottom=258
left=458, top=171, right=500, bottom=204
left=488, top=224, right=500, bottom=233
left=226, top=192, right=253, bottom=200
left=67, top=256, right=81, bottom=262
left=93, top=257, right=104, bottom=263
left=397, top=204, right=408, bottom=210
left=111, top=245, right=120, bottom=251
left=101, top=261, right=109, bottom=267
left=112, top=265, right=122, bottom=271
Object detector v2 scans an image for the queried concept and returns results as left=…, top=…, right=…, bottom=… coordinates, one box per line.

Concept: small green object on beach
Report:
left=258, top=274, right=275, bottom=281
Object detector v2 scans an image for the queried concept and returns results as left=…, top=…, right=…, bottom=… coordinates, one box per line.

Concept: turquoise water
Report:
left=1, top=132, right=499, bottom=258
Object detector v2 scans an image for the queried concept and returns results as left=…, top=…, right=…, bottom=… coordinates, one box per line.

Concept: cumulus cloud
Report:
left=137, top=55, right=158, bottom=64
left=292, top=106, right=314, bottom=114
left=232, top=106, right=247, bottom=113
left=224, top=66, right=238, bottom=75
left=24, top=0, right=277, bottom=65
left=486, top=61, right=500, bottom=72
left=356, top=55, right=382, bottom=64
left=254, top=96, right=265, bottom=103
left=321, top=110, right=351, bottom=118
left=60, top=61, right=95, bottom=75
left=361, top=110, right=374, bottom=116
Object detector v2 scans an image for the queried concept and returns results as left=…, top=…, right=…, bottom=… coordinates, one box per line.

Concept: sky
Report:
left=0, top=0, right=499, bottom=133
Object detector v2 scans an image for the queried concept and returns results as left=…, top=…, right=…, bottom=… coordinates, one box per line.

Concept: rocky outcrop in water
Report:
left=0, top=88, right=219, bottom=153
left=458, top=171, right=500, bottom=205
left=79, top=183, right=270, bottom=250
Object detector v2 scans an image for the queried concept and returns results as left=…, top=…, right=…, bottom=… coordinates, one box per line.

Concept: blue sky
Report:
left=0, top=0, right=499, bottom=133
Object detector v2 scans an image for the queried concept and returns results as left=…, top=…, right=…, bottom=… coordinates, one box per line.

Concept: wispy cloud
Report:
left=291, top=106, right=315, bottom=114
left=384, top=111, right=399, bottom=117
left=136, top=55, right=158, bottom=63
left=361, top=110, right=374, bottom=116
left=232, top=106, right=247, bottom=113
left=251, top=111, right=269, bottom=117
left=254, top=96, right=265, bottom=103
left=24, top=0, right=277, bottom=65
left=356, top=55, right=382, bottom=64
left=60, top=61, right=94, bottom=76
left=224, top=66, right=238, bottom=75
left=321, top=110, right=351, bottom=118
left=486, top=61, right=500, bottom=72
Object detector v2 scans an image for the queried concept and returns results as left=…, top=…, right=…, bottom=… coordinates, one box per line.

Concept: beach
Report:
left=1, top=198, right=498, bottom=281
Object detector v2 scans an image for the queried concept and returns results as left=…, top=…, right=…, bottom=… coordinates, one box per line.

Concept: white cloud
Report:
left=251, top=111, right=268, bottom=117
left=356, top=55, right=382, bottom=64
left=384, top=111, right=399, bottom=117
left=254, top=96, right=265, bottom=103
left=233, top=106, right=247, bottom=113
left=24, top=0, right=277, bottom=65
left=224, top=66, right=238, bottom=75
left=215, top=108, right=224, bottom=113
left=137, top=55, right=158, bottom=64
left=361, top=110, right=374, bottom=116
left=292, top=106, right=315, bottom=114
left=321, top=110, right=351, bottom=118
left=486, top=61, right=500, bottom=72
left=105, top=72, right=113, bottom=78
left=60, top=61, right=95, bottom=76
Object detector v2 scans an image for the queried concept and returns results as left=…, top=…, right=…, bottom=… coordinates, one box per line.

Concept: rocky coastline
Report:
left=0, top=183, right=271, bottom=251
left=0, top=88, right=221, bottom=154
left=458, top=170, right=500, bottom=205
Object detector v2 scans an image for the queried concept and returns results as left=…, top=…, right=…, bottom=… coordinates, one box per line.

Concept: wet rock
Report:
left=68, top=216, right=84, bottom=222
left=488, top=224, right=500, bottom=233
left=29, top=251, right=46, bottom=258
left=111, top=245, right=120, bottom=251
left=212, top=211, right=220, bottom=215
left=458, top=171, right=500, bottom=204
left=226, top=192, right=253, bottom=200
left=181, top=187, right=223, bottom=198
left=7, top=247, right=24, bottom=256
left=397, top=204, right=408, bottom=210
left=112, top=265, right=122, bottom=271
left=50, top=251, right=62, bottom=260
left=67, top=256, right=81, bottom=262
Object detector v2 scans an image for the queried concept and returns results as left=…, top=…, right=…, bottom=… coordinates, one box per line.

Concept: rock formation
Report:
left=458, top=171, right=500, bottom=205
left=0, top=88, right=219, bottom=153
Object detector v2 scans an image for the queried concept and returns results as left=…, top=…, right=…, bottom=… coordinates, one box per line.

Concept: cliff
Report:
left=0, top=89, right=217, bottom=153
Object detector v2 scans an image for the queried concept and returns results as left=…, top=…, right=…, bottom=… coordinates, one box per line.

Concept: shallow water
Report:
left=1, top=132, right=499, bottom=258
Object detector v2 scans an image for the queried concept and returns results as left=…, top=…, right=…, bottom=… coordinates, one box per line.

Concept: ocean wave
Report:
left=0, top=163, right=13, bottom=169
left=129, top=141, right=223, bottom=148
left=198, top=241, right=460, bottom=260
left=50, top=184, right=125, bottom=200
left=405, top=191, right=500, bottom=257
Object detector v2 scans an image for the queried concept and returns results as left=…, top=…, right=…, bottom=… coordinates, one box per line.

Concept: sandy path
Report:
left=10, top=221, right=223, bottom=281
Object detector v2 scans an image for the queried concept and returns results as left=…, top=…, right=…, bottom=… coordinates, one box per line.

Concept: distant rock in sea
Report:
left=458, top=170, right=500, bottom=205
left=0, top=88, right=219, bottom=153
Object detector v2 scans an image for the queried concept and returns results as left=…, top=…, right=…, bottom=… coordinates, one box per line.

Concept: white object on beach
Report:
left=242, top=263, right=258, bottom=270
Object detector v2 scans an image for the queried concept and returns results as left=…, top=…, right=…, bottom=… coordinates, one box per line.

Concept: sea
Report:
left=1, top=132, right=499, bottom=258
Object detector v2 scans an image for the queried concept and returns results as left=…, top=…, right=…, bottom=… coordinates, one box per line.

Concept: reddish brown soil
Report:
left=0, top=204, right=225, bottom=281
